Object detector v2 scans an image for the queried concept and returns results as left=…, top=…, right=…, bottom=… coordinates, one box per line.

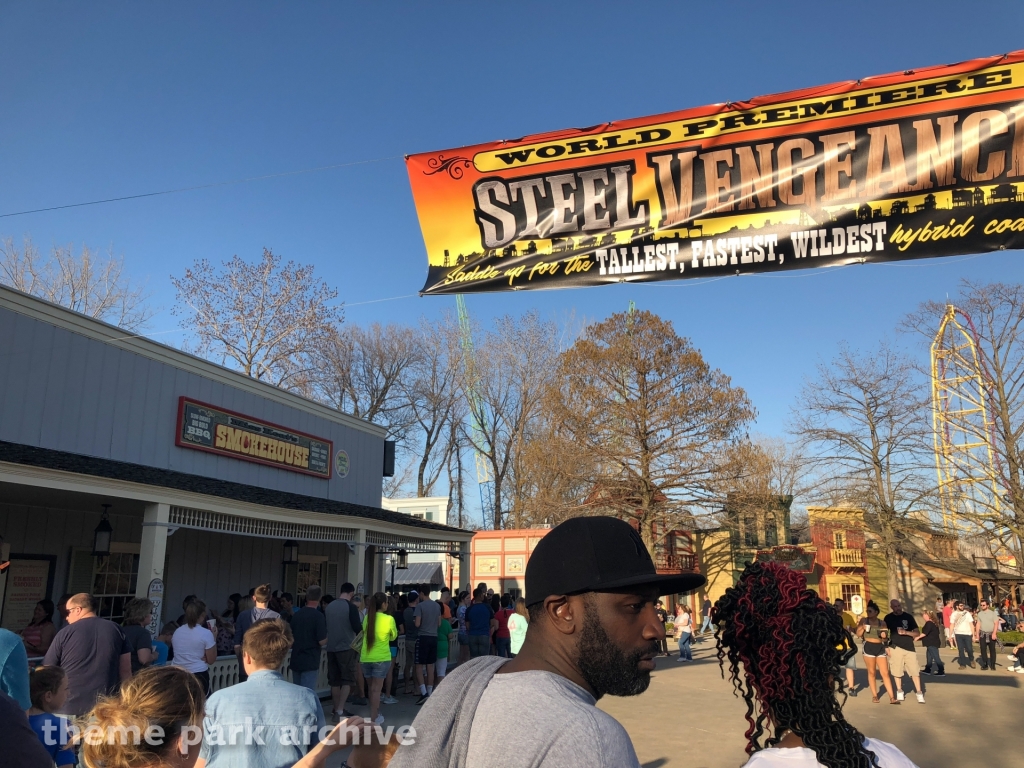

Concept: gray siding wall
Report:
left=0, top=500, right=142, bottom=604
left=162, top=528, right=349, bottom=622
left=0, top=501, right=351, bottom=624
left=0, top=306, right=383, bottom=507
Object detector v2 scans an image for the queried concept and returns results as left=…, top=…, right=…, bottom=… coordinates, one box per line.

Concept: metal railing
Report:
left=209, top=647, right=333, bottom=694
left=34, top=636, right=461, bottom=697
left=830, top=548, right=864, bottom=567
left=209, top=635, right=460, bottom=694
left=655, top=554, right=696, bottom=571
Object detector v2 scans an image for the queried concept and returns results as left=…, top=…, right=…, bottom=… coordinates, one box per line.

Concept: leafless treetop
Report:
left=171, top=248, right=341, bottom=390
left=1, top=236, right=153, bottom=331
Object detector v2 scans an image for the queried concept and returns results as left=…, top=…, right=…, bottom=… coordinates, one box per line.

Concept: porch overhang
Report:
left=0, top=441, right=473, bottom=548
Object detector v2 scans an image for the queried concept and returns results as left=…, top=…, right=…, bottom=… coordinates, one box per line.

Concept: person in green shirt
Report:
left=436, top=614, right=452, bottom=682
left=360, top=592, right=397, bottom=726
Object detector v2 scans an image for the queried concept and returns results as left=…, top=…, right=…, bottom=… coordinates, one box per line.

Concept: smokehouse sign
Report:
left=176, top=397, right=333, bottom=478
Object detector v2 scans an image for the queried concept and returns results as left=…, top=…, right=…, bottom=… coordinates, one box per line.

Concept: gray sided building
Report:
left=0, top=285, right=471, bottom=635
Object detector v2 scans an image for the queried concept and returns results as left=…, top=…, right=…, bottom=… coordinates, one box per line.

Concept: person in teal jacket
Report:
left=0, top=627, right=31, bottom=709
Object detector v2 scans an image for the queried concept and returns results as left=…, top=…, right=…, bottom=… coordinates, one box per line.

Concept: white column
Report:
left=364, top=545, right=378, bottom=594
left=137, top=503, right=170, bottom=636
left=347, top=529, right=366, bottom=592
left=136, top=503, right=170, bottom=598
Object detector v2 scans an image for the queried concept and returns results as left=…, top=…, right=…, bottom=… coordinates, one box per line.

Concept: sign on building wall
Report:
left=0, top=556, right=54, bottom=632
left=755, top=545, right=815, bottom=573
left=476, top=556, right=499, bottom=576
left=850, top=594, right=864, bottom=616
left=176, top=397, right=333, bottom=478
left=146, top=578, right=164, bottom=638
left=408, top=50, right=1024, bottom=295
left=335, top=450, right=350, bottom=478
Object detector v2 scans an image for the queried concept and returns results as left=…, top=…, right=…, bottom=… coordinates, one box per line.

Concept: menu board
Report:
left=1, top=557, right=54, bottom=632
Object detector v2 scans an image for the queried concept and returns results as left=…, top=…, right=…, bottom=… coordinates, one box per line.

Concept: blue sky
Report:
left=3, top=0, right=1023, bottom=448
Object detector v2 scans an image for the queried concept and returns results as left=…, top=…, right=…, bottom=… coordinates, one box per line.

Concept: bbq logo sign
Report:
left=407, top=51, right=1024, bottom=294
left=176, top=397, right=333, bottom=478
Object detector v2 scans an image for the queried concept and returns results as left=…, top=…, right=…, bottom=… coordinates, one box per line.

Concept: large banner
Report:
left=407, top=51, right=1024, bottom=295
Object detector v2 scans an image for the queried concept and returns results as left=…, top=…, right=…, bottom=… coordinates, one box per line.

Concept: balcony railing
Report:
left=655, top=553, right=696, bottom=572
left=830, top=548, right=864, bottom=568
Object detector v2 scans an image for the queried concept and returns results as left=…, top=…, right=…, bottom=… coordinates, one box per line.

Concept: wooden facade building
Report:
left=0, top=285, right=472, bottom=635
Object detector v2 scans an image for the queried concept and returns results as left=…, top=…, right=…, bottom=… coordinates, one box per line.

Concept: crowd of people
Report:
left=1, top=516, right=1020, bottom=767
left=0, top=571, right=545, bottom=767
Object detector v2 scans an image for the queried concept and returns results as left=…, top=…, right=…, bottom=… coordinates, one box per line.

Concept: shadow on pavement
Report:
left=653, top=646, right=723, bottom=674
left=642, top=760, right=669, bottom=768
left=916, top=672, right=1021, bottom=689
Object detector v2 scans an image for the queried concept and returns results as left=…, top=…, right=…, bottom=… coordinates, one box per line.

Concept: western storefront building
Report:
left=470, top=521, right=701, bottom=605
left=808, top=505, right=871, bottom=608
left=0, top=285, right=472, bottom=642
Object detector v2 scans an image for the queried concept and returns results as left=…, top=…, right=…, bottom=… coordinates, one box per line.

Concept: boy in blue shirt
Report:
left=28, top=666, right=76, bottom=766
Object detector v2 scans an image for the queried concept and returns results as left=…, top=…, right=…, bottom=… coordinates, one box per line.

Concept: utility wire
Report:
left=0, top=155, right=403, bottom=219
left=346, top=293, right=419, bottom=306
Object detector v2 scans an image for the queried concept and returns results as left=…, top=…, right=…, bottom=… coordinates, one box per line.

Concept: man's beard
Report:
left=575, top=599, right=659, bottom=698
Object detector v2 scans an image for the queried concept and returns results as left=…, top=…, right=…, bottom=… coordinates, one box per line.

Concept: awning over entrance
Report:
left=390, top=562, right=445, bottom=590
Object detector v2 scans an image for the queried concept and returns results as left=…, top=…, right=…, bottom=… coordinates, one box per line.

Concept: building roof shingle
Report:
left=0, top=440, right=467, bottom=536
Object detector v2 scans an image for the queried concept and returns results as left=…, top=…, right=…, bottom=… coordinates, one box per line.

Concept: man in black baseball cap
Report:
left=370, top=515, right=706, bottom=768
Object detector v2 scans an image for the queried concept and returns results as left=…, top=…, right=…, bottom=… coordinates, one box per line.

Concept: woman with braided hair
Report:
left=714, top=562, right=918, bottom=768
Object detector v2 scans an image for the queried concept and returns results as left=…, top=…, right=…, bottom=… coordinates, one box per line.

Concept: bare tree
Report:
left=904, top=280, right=1024, bottom=571
left=1, top=236, right=152, bottom=331
left=171, top=249, right=340, bottom=390
left=717, top=436, right=811, bottom=543
left=460, top=311, right=560, bottom=530
left=550, top=309, right=755, bottom=551
left=311, top=322, right=419, bottom=444
left=510, top=412, right=595, bottom=529
left=404, top=316, right=464, bottom=497
left=791, top=344, right=937, bottom=600
left=720, top=436, right=808, bottom=502
left=382, top=456, right=417, bottom=499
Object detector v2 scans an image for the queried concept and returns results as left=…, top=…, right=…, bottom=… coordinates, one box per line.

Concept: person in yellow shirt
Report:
left=834, top=598, right=860, bottom=696
left=360, top=592, right=398, bottom=727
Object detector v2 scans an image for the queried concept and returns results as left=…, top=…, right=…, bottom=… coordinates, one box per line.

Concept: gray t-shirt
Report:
left=466, top=670, right=641, bottom=768
left=414, top=599, right=442, bottom=637
left=325, top=599, right=361, bottom=652
left=976, top=609, right=999, bottom=634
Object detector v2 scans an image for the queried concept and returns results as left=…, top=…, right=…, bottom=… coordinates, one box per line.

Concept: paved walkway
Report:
left=600, top=636, right=1022, bottom=767
left=326, top=640, right=1021, bottom=767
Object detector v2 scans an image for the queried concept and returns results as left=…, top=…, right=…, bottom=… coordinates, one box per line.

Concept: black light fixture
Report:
left=92, top=504, right=113, bottom=557
left=282, top=540, right=299, bottom=565
left=396, top=549, right=409, bottom=569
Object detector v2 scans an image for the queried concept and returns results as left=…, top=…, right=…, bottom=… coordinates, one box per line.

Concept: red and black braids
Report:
left=714, top=561, right=877, bottom=768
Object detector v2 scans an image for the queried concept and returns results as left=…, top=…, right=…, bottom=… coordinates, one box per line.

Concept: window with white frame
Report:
left=67, top=545, right=141, bottom=625
left=405, top=506, right=440, bottom=522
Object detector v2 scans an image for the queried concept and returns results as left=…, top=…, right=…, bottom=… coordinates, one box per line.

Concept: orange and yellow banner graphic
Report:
left=407, top=51, right=1024, bottom=294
